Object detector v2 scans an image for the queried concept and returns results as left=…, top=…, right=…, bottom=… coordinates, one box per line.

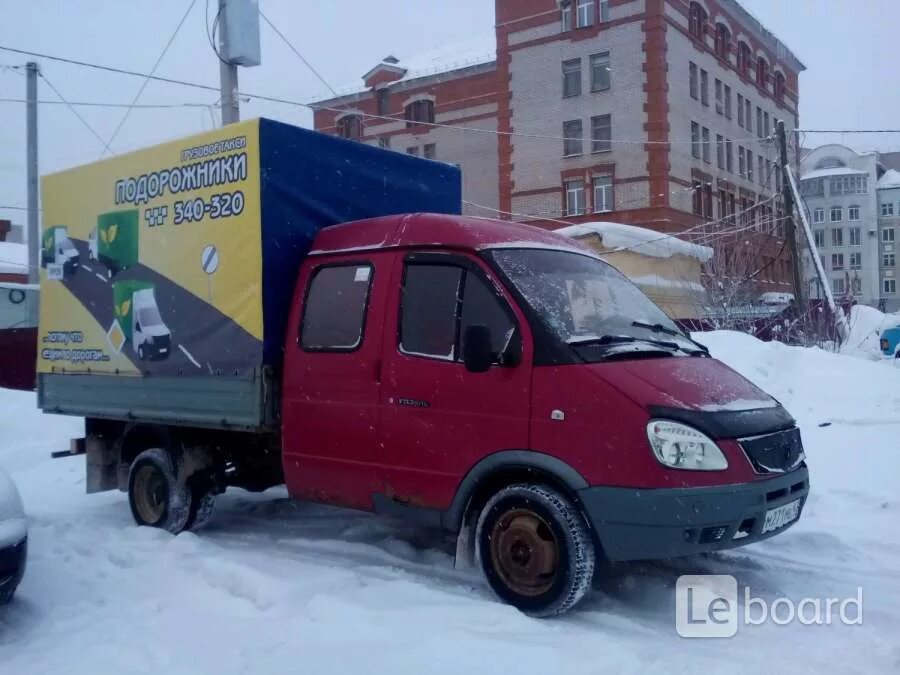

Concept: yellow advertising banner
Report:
left=38, top=119, right=264, bottom=376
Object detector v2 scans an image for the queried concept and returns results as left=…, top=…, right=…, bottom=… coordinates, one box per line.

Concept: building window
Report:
left=738, top=42, right=752, bottom=77
left=300, top=265, right=373, bottom=351
left=831, top=206, right=843, bottom=222
left=726, top=139, right=733, bottom=173
left=406, top=146, right=419, bottom=156
left=336, top=115, right=363, bottom=140
left=376, top=89, right=390, bottom=115
left=852, top=277, right=862, bottom=295
left=814, top=229, right=825, bottom=247
left=802, top=179, right=825, bottom=197
left=692, top=181, right=703, bottom=216
left=718, top=188, right=727, bottom=219
left=831, top=253, right=844, bottom=271
left=563, top=58, right=582, bottom=98
left=849, top=206, right=860, bottom=221
left=561, top=0, right=573, bottom=30
left=591, top=114, right=612, bottom=153
left=885, top=279, right=897, bottom=294
left=756, top=107, right=763, bottom=138
left=758, top=156, right=765, bottom=187
left=576, top=0, right=595, bottom=28
left=590, top=51, right=611, bottom=91
left=405, top=99, right=435, bottom=127
left=885, top=253, right=896, bottom=267
left=849, top=252, right=862, bottom=270
left=689, top=2, right=707, bottom=39
left=774, top=71, right=786, bottom=102
left=756, top=57, right=769, bottom=89
left=563, top=119, right=583, bottom=156
left=378, top=136, right=390, bottom=150
left=704, top=184, right=713, bottom=218
left=689, top=62, right=698, bottom=100
left=599, top=0, right=610, bottom=21
left=738, top=146, right=745, bottom=177
left=691, top=122, right=701, bottom=159
left=747, top=149, right=754, bottom=181
left=724, top=85, right=732, bottom=119
left=882, top=202, right=894, bottom=217
left=700, top=69, right=709, bottom=106
left=715, top=79, right=723, bottom=114
left=737, top=94, right=744, bottom=127
left=831, top=175, right=868, bottom=195
left=849, top=226, right=861, bottom=246
left=716, top=134, right=725, bottom=169
left=744, top=99, right=752, bottom=132
left=833, top=278, right=846, bottom=295
left=702, top=126, right=710, bottom=163
left=593, top=175, right=614, bottom=212
left=715, top=23, right=731, bottom=59
left=565, top=179, right=586, bottom=215
left=423, top=143, right=436, bottom=159
left=884, top=228, right=896, bottom=242
left=832, top=227, right=844, bottom=246
left=764, top=112, right=770, bottom=138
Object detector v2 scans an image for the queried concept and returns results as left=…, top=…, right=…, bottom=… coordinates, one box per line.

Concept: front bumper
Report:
left=0, top=537, right=27, bottom=599
left=578, top=467, right=809, bottom=562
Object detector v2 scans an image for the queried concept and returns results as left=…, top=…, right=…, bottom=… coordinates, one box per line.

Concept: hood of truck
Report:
left=142, top=323, right=171, bottom=338
left=591, top=355, right=779, bottom=414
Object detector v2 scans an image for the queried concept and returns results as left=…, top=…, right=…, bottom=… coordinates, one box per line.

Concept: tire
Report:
left=0, top=586, right=14, bottom=605
left=185, top=474, right=217, bottom=531
left=128, top=448, right=192, bottom=534
left=476, top=484, right=595, bottom=617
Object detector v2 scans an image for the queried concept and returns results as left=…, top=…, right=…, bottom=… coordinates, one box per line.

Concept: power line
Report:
left=0, top=97, right=214, bottom=109
left=0, top=44, right=773, bottom=148
left=100, top=0, right=197, bottom=157
left=797, top=129, right=900, bottom=134
left=38, top=72, right=110, bottom=152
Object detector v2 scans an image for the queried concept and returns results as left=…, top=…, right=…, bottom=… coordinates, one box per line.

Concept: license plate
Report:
left=762, top=499, right=801, bottom=534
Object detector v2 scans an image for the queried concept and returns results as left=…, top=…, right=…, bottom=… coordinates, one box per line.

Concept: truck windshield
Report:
left=138, top=306, right=163, bottom=327
left=489, top=248, right=691, bottom=348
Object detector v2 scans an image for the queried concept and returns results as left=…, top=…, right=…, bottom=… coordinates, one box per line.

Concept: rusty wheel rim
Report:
left=489, top=508, right=559, bottom=597
left=133, top=464, right=166, bottom=524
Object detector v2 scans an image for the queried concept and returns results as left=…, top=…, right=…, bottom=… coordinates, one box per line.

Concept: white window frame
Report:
left=593, top=175, right=614, bottom=213
left=882, top=202, right=895, bottom=217
left=830, top=206, right=843, bottom=222
left=849, top=252, right=862, bottom=270
left=884, top=228, right=896, bottom=243
left=576, top=0, right=594, bottom=28
left=563, top=119, right=583, bottom=156
left=884, top=279, right=897, bottom=294
left=590, top=51, right=611, bottom=92
left=561, top=1, right=573, bottom=30
left=591, top=114, right=612, bottom=153
left=884, top=253, right=896, bottom=267
left=833, top=278, right=846, bottom=294
left=813, top=207, right=825, bottom=224
left=565, top=179, right=586, bottom=216
left=848, top=205, right=860, bottom=221
left=814, top=229, right=825, bottom=248
left=599, top=0, right=610, bottom=21
left=849, top=226, right=861, bottom=246
left=832, top=227, right=844, bottom=247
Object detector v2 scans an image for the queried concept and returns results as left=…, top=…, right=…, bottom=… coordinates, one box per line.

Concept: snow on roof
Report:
left=0, top=241, right=27, bottom=276
left=800, top=166, right=866, bottom=181
left=877, top=169, right=900, bottom=189
left=315, top=33, right=497, bottom=100
left=556, top=221, right=713, bottom=262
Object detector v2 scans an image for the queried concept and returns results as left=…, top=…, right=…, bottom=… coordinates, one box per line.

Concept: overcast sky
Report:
left=2, top=0, right=900, bottom=226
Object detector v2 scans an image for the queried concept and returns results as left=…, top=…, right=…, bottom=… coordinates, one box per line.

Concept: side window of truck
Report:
left=300, top=264, right=373, bottom=351
left=400, top=263, right=514, bottom=362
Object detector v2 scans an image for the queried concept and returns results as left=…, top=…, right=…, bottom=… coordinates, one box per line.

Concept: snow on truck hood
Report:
left=593, top=356, right=780, bottom=415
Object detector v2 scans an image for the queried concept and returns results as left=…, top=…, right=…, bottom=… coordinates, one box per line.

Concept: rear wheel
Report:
left=476, top=484, right=595, bottom=617
left=128, top=448, right=192, bottom=534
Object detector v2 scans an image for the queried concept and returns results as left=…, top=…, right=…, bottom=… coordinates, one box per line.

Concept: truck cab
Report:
left=278, top=214, right=809, bottom=615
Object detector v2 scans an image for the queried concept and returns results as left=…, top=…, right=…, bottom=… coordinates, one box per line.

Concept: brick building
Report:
left=312, top=0, right=804, bottom=291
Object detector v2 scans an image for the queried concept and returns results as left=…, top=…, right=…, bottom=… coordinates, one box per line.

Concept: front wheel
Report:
left=476, top=484, right=595, bottom=617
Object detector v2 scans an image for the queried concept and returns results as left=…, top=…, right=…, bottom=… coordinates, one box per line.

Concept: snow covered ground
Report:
left=1, top=332, right=899, bottom=673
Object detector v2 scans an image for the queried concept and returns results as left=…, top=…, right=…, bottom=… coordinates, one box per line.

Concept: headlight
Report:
left=646, top=420, right=728, bottom=471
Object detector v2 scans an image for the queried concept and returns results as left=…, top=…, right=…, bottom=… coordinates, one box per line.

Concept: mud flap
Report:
left=453, top=511, right=477, bottom=571
left=85, top=434, right=118, bottom=493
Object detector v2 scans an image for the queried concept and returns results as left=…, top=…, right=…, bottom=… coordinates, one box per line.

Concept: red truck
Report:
left=38, top=121, right=808, bottom=616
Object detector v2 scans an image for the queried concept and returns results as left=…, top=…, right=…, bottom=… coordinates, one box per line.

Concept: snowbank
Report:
left=557, top=221, right=713, bottom=262
left=0, top=241, right=27, bottom=276
left=841, top=304, right=900, bottom=359
left=2, top=333, right=899, bottom=673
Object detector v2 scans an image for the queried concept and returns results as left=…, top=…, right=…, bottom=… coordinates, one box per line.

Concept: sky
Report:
left=2, top=0, right=900, bottom=230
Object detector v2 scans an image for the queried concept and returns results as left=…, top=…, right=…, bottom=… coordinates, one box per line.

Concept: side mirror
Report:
left=135, top=322, right=142, bottom=332
left=462, top=325, right=493, bottom=373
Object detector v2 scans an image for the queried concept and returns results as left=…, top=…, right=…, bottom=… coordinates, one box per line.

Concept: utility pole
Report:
left=26, top=61, right=39, bottom=293
left=777, top=120, right=804, bottom=311
left=218, top=0, right=240, bottom=125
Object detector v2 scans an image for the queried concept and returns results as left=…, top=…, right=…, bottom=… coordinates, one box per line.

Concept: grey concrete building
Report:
left=800, top=144, right=900, bottom=310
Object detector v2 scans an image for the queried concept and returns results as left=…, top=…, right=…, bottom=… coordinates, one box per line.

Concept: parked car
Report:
left=0, top=465, right=27, bottom=604
left=880, top=324, right=900, bottom=358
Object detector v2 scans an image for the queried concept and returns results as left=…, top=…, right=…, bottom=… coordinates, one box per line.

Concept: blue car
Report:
left=881, top=325, right=900, bottom=358
left=0, top=465, right=26, bottom=604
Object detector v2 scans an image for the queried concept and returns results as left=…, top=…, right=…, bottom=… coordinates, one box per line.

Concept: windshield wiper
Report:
left=566, top=335, right=637, bottom=346
left=631, top=320, right=682, bottom=337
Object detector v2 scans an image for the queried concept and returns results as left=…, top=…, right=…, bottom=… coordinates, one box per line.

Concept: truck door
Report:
left=282, top=256, right=386, bottom=510
left=379, top=252, right=532, bottom=511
